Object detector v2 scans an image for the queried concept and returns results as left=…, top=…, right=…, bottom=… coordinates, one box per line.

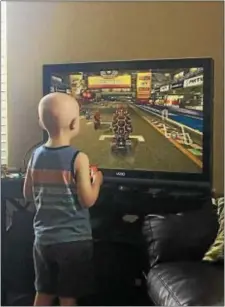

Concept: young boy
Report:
left=23, top=92, right=103, bottom=306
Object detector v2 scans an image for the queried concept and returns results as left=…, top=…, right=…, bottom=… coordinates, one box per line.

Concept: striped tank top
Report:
left=29, top=145, right=92, bottom=245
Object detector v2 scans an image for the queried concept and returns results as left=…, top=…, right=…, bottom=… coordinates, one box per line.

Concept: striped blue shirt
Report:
left=29, top=145, right=92, bottom=245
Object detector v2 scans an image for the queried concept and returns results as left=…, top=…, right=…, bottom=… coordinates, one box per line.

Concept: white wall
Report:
left=7, top=1, right=224, bottom=192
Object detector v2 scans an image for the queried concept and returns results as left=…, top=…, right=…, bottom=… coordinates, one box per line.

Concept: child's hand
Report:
left=75, top=153, right=103, bottom=207
left=95, top=171, right=103, bottom=186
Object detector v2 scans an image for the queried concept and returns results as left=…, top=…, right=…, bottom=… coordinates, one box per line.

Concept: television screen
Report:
left=43, top=59, right=213, bottom=185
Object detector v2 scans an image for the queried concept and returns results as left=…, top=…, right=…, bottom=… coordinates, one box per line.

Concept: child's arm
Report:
left=23, top=162, right=33, bottom=201
left=75, top=152, right=103, bottom=208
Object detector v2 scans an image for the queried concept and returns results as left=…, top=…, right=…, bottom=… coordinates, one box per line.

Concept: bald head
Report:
left=38, top=92, right=80, bottom=137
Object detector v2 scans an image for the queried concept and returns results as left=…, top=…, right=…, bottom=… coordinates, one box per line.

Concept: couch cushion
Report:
left=143, top=206, right=218, bottom=267
left=147, top=262, right=224, bottom=306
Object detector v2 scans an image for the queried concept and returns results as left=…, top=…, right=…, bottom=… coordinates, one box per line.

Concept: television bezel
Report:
left=43, top=58, right=213, bottom=188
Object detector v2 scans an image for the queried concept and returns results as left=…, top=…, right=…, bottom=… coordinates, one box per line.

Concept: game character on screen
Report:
left=94, top=109, right=100, bottom=122
left=93, top=109, right=101, bottom=130
left=23, top=93, right=103, bottom=306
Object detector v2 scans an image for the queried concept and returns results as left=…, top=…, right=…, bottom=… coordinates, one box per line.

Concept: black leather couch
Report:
left=143, top=205, right=224, bottom=306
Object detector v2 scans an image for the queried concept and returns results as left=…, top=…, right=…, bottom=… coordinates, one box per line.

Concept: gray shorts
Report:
left=33, top=240, right=95, bottom=298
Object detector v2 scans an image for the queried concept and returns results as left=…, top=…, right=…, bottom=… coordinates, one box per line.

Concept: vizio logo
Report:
left=116, top=172, right=126, bottom=176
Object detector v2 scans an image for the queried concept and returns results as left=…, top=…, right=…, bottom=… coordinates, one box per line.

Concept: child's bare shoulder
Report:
left=75, top=152, right=89, bottom=170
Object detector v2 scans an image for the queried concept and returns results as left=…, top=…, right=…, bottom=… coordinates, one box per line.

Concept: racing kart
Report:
left=111, top=134, right=132, bottom=152
left=111, top=108, right=133, bottom=153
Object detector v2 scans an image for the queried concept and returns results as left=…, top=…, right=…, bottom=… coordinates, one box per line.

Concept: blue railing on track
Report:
left=136, top=104, right=203, bottom=133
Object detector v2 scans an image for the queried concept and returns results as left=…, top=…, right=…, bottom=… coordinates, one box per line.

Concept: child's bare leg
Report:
left=34, top=292, right=55, bottom=306
left=59, top=297, right=77, bottom=306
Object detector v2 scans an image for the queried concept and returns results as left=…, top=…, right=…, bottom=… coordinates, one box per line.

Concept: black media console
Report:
left=1, top=177, right=211, bottom=247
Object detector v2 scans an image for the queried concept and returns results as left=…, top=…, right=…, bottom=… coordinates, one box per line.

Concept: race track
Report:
left=71, top=102, right=201, bottom=173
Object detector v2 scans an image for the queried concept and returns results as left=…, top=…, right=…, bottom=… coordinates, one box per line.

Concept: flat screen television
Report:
left=43, top=58, right=213, bottom=188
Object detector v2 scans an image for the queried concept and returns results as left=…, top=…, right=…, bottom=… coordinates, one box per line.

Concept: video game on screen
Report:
left=50, top=68, right=204, bottom=173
